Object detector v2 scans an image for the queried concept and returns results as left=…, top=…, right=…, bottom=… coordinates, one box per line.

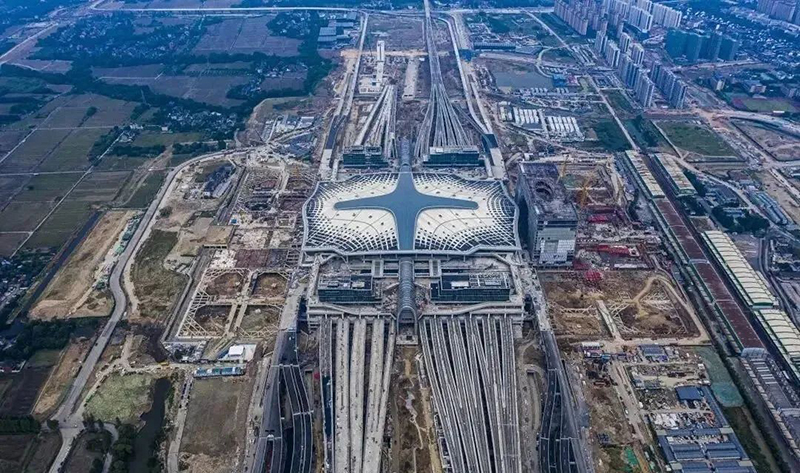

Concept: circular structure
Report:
left=303, top=172, right=518, bottom=255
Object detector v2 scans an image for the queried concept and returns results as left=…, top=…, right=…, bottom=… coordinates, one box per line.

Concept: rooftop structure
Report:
left=516, top=162, right=578, bottom=266
left=317, top=274, right=379, bottom=304
left=754, top=309, right=800, bottom=382
left=655, top=386, right=755, bottom=472
left=621, top=150, right=665, bottom=199
left=430, top=272, right=512, bottom=303
left=701, top=231, right=777, bottom=309
left=303, top=172, right=518, bottom=256
left=654, top=153, right=695, bottom=197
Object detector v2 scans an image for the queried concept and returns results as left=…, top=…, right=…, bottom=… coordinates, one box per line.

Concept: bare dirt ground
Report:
left=33, top=339, right=93, bottom=419
left=757, top=170, right=800, bottom=225
left=179, top=374, right=255, bottom=473
left=388, top=347, right=441, bottom=473
left=735, top=121, right=800, bottom=161
left=30, top=210, right=137, bottom=320
left=542, top=271, right=699, bottom=341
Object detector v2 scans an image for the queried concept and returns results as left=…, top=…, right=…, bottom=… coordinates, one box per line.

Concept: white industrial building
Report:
left=702, top=230, right=777, bottom=309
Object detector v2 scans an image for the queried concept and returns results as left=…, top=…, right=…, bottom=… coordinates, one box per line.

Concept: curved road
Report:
left=48, top=150, right=238, bottom=473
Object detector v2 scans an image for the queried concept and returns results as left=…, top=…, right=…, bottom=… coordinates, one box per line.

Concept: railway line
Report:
left=420, top=317, right=522, bottom=473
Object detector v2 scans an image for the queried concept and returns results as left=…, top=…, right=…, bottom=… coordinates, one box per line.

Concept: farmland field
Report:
left=13, top=173, right=82, bottom=202
left=0, top=129, right=71, bottom=173
left=36, top=128, right=108, bottom=172
left=0, top=201, right=56, bottom=232
left=68, top=171, right=131, bottom=202
left=0, top=174, right=28, bottom=203
left=0, top=233, right=28, bottom=256
left=0, top=367, right=52, bottom=417
left=193, top=16, right=302, bottom=57
left=23, top=201, right=95, bottom=250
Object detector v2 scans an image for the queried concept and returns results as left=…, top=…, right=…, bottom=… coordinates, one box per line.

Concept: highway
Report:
left=538, top=330, right=590, bottom=473
left=252, top=330, right=314, bottom=473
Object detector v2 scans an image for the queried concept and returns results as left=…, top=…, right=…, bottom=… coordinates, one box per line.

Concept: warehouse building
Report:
left=754, top=309, right=800, bottom=383
left=621, top=150, right=665, bottom=199
left=701, top=230, right=777, bottom=309
left=654, top=153, right=695, bottom=197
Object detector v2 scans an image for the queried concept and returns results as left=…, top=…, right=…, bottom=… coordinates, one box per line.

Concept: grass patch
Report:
left=657, top=121, right=736, bottom=156
left=131, top=132, right=202, bottom=148
left=123, top=170, right=165, bottom=209
left=13, top=173, right=82, bottom=203
left=131, top=230, right=186, bottom=320
left=26, top=349, right=61, bottom=368
left=722, top=406, right=777, bottom=473
left=606, top=89, right=635, bottom=116
left=85, top=373, right=154, bottom=423
left=624, top=116, right=667, bottom=149
left=591, top=120, right=631, bottom=152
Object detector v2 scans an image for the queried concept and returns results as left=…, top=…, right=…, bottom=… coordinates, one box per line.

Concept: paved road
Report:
left=48, top=151, right=234, bottom=473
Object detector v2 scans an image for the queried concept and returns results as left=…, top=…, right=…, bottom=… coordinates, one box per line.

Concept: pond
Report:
left=494, top=70, right=553, bottom=91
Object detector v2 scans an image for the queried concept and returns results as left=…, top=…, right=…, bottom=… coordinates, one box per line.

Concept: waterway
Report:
left=129, top=377, right=171, bottom=473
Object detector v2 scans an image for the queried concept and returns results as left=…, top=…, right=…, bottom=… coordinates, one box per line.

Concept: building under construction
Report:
left=342, top=84, right=397, bottom=168
left=516, top=162, right=578, bottom=266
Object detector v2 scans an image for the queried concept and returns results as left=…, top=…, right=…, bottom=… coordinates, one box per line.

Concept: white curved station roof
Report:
left=303, top=172, right=518, bottom=255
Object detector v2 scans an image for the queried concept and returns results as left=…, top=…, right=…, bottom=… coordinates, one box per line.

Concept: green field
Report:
left=68, top=171, right=131, bottom=203
left=26, top=349, right=61, bottom=368
left=584, top=119, right=631, bottom=152
left=0, top=129, right=71, bottom=173
left=624, top=116, right=667, bottom=150
left=24, top=201, right=94, bottom=250
left=36, top=128, right=108, bottom=173
left=0, top=233, right=28, bottom=256
left=657, top=121, right=737, bottom=156
left=13, top=174, right=82, bottom=203
left=85, top=373, right=154, bottom=423
left=542, top=47, right=577, bottom=65
left=131, top=131, right=203, bottom=148
left=607, top=90, right=635, bottom=116
left=0, top=202, right=55, bottom=232
left=124, top=171, right=165, bottom=209
left=729, top=93, right=799, bottom=113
